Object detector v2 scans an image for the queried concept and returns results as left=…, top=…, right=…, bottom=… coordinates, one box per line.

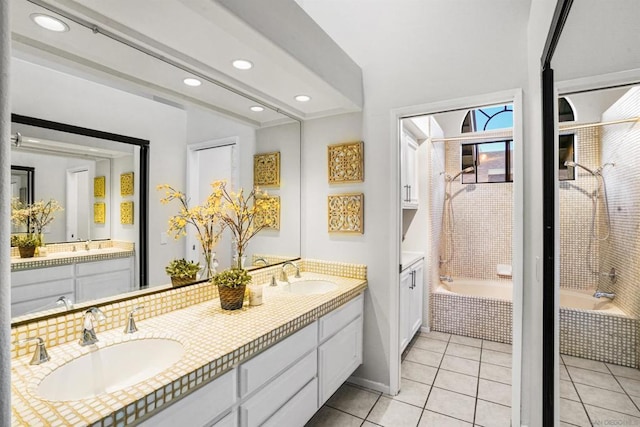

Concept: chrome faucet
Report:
left=56, top=295, right=73, bottom=310
left=254, top=257, right=269, bottom=266
left=17, top=337, right=50, bottom=365
left=79, top=307, right=106, bottom=346
left=280, top=261, right=301, bottom=282
left=85, top=240, right=91, bottom=251
left=594, top=290, right=616, bottom=299
left=123, top=306, right=144, bottom=334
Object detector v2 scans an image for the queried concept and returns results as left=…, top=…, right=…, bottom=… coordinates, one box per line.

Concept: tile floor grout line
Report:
left=472, top=340, right=484, bottom=426
left=362, top=389, right=383, bottom=425
left=563, top=361, right=594, bottom=426
left=605, top=363, right=640, bottom=414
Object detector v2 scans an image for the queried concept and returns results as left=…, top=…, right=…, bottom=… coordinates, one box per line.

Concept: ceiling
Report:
left=11, top=0, right=363, bottom=126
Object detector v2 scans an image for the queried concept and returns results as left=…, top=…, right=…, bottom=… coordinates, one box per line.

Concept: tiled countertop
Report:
left=11, top=247, right=134, bottom=271
left=11, top=272, right=367, bottom=426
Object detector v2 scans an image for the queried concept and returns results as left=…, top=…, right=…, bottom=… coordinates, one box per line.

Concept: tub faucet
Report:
left=79, top=307, right=106, bottom=346
left=280, top=261, right=301, bottom=282
left=439, top=275, right=453, bottom=282
left=593, top=290, right=615, bottom=299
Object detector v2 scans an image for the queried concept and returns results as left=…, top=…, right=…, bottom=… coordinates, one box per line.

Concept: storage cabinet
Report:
left=401, top=131, right=419, bottom=209
left=400, top=258, right=424, bottom=353
left=76, top=257, right=134, bottom=302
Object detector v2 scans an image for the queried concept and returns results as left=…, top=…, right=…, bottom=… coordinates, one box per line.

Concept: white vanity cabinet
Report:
left=401, top=131, right=419, bottom=209
left=138, top=293, right=365, bottom=427
left=400, top=258, right=424, bottom=353
left=75, top=257, right=134, bottom=301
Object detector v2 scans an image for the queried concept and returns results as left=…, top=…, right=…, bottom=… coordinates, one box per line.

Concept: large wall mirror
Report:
left=10, top=0, right=301, bottom=323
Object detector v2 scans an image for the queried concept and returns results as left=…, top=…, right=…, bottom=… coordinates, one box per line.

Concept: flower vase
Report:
left=34, top=233, right=45, bottom=257
left=233, top=255, right=247, bottom=270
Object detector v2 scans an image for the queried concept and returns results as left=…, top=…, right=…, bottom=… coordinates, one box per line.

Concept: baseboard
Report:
left=420, top=326, right=431, bottom=334
left=346, top=375, right=390, bottom=395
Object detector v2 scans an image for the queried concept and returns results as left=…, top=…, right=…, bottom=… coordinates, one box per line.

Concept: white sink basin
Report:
left=37, top=338, right=184, bottom=401
left=287, top=280, right=338, bottom=295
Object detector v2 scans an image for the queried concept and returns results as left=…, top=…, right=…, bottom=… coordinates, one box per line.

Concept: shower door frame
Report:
left=391, top=88, right=524, bottom=426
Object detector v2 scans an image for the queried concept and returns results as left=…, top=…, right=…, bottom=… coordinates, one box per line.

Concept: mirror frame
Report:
left=11, top=113, right=150, bottom=288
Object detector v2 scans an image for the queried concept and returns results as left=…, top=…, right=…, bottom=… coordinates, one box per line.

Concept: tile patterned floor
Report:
left=307, top=331, right=640, bottom=426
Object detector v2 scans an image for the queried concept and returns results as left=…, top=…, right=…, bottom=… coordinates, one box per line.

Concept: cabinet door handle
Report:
left=410, top=270, right=415, bottom=289
left=408, top=185, right=412, bottom=202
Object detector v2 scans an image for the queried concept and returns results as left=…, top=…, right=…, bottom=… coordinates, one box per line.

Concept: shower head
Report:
left=564, top=161, right=596, bottom=176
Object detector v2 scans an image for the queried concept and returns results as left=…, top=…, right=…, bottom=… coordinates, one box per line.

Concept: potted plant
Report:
left=14, top=234, right=39, bottom=258
left=11, top=197, right=63, bottom=253
left=212, top=268, right=251, bottom=310
left=165, top=258, right=201, bottom=287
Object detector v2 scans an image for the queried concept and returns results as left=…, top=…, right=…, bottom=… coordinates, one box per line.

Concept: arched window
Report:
left=461, top=104, right=513, bottom=133
left=558, top=97, right=575, bottom=122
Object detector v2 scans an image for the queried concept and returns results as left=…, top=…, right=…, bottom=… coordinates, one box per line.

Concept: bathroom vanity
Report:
left=10, top=260, right=367, bottom=426
left=10, top=243, right=135, bottom=317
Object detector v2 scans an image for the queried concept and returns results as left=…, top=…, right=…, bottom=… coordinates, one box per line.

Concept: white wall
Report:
left=10, top=58, right=188, bottom=287
left=299, top=0, right=531, bottom=393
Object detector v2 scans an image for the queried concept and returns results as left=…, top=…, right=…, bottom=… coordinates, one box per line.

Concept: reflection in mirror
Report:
left=10, top=165, right=34, bottom=234
left=10, top=0, right=302, bottom=324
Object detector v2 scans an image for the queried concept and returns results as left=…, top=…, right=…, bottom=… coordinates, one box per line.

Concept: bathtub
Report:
left=432, top=277, right=638, bottom=367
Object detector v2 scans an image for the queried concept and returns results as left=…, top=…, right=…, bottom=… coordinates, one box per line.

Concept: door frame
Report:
left=186, top=137, right=239, bottom=267
left=390, top=88, right=524, bottom=425
left=66, top=165, right=91, bottom=241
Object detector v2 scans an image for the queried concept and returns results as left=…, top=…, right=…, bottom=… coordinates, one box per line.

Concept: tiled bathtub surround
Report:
left=11, top=259, right=367, bottom=426
left=432, top=281, right=638, bottom=366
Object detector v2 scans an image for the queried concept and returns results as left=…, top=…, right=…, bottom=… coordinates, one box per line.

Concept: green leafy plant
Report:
left=14, top=234, right=39, bottom=248
left=165, top=258, right=201, bottom=279
left=212, top=268, right=251, bottom=289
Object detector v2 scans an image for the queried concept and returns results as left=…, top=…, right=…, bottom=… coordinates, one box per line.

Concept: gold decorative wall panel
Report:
left=328, top=141, right=364, bottom=183
left=255, top=196, right=280, bottom=230
left=328, top=193, right=364, bottom=234
left=120, top=172, right=134, bottom=196
left=94, top=202, right=106, bottom=224
left=94, top=176, right=106, bottom=198
left=253, top=152, right=280, bottom=187
left=120, top=201, right=134, bottom=225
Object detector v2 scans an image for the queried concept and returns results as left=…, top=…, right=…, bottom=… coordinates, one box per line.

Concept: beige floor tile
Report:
left=326, top=383, right=380, bottom=419
left=477, top=379, right=511, bottom=407
left=607, top=364, right=640, bottom=381
left=618, top=376, right=640, bottom=397
left=562, top=355, right=608, bottom=373
left=413, top=337, right=448, bottom=353
left=419, top=410, right=472, bottom=426
left=441, top=355, right=480, bottom=377
left=446, top=343, right=481, bottom=361
left=420, top=331, right=451, bottom=342
left=434, top=370, right=478, bottom=397
left=402, top=360, right=438, bottom=385
left=567, top=366, right=622, bottom=392
left=559, top=398, right=590, bottom=426
left=574, top=383, right=640, bottom=417
left=393, top=377, right=431, bottom=408
left=449, top=335, right=482, bottom=348
left=482, top=341, right=512, bottom=354
left=479, top=363, right=511, bottom=385
left=361, top=422, right=379, bottom=427
left=405, top=347, right=444, bottom=368
left=586, top=405, right=640, bottom=426
left=367, top=396, right=423, bottom=427
left=474, top=399, right=511, bottom=427
left=425, top=388, right=476, bottom=423
left=481, top=349, right=511, bottom=368
left=560, top=364, right=570, bottom=381
left=560, top=380, right=580, bottom=402
left=305, top=406, right=364, bottom=427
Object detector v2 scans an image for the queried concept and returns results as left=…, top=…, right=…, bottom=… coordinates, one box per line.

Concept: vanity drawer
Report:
left=11, top=264, right=74, bottom=286
left=139, top=369, right=236, bottom=427
left=76, top=257, right=132, bottom=276
left=318, top=294, right=363, bottom=343
left=240, top=350, right=317, bottom=427
left=239, top=322, right=317, bottom=398
left=262, top=378, right=318, bottom=427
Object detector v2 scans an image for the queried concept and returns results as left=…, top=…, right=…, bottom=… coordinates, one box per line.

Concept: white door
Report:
left=66, top=168, right=90, bottom=241
left=187, top=138, right=238, bottom=275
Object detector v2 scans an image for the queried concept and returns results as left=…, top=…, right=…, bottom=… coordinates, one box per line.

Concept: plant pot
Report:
left=18, top=246, right=36, bottom=258
left=218, top=284, right=246, bottom=310
left=171, top=275, right=196, bottom=287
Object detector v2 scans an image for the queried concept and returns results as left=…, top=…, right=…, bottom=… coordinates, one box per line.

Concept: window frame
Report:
left=461, top=139, right=514, bottom=184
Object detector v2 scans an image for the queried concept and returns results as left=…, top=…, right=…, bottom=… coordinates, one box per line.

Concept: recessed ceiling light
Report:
left=250, top=106, right=265, bottom=112
left=294, top=95, right=311, bottom=102
left=232, top=59, right=253, bottom=70
left=30, top=13, right=69, bottom=32
left=183, top=78, right=202, bottom=87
